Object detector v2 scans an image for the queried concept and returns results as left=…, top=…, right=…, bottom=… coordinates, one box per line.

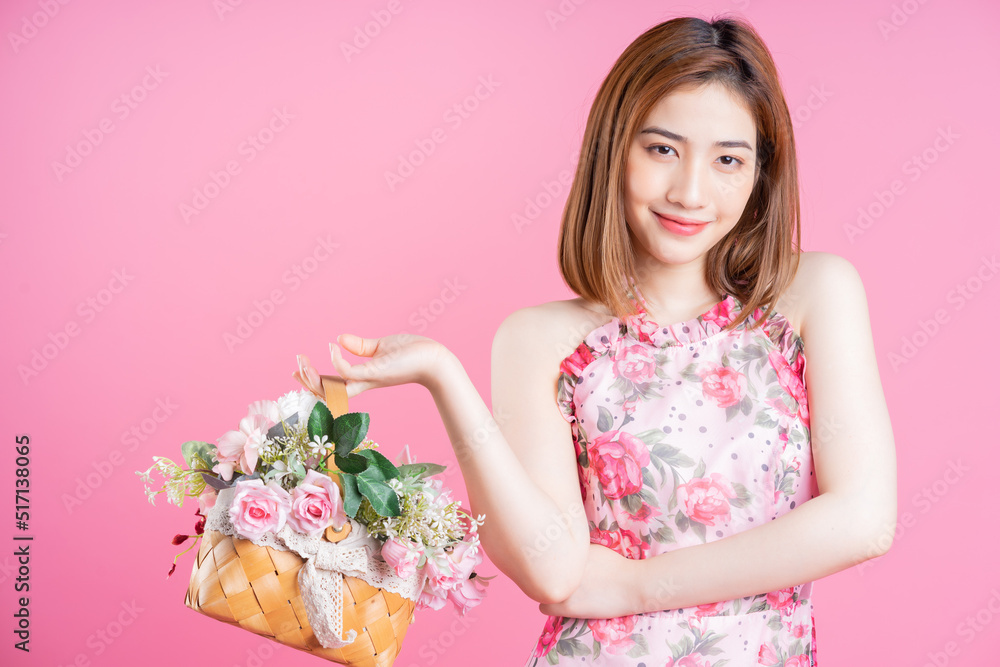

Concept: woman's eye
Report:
left=649, top=145, right=676, bottom=157
left=718, top=155, right=744, bottom=168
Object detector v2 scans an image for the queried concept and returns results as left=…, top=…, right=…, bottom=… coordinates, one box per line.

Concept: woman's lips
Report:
left=655, top=212, right=711, bottom=236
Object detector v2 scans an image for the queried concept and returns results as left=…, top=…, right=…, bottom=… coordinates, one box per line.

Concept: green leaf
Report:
left=181, top=441, right=217, bottom=469
left=355, top=474, right=400, bottom=517
left=290, top=458, right=307, bottom=478
left=355, top=449, right=400, bottom=481
left=330, top=412, right=370, bottom=457
left=307, top=402, right=336, bottom=442
left=396, top=462, right=447, bottom=480
left=334, top=452, right=369, bottom=474
left=691, top=520, right=707, bottom=543
left=626, top=632, right=650, bottom=657
left=597, top=405, right=614, bottom=432
left=653, top=524, right=676, bottom=544
left=339, top=473, right=362, bottom=518
left=621, top=493, right=642, bottom=514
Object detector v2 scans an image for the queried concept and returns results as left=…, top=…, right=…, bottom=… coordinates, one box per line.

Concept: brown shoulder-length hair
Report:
left=558, top=15, right=801, bottom=333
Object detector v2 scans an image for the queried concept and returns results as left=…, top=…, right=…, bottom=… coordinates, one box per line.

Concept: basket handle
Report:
left=317, top=375, right=354, bottom=543
left=320, top=374, right=348, bottom=418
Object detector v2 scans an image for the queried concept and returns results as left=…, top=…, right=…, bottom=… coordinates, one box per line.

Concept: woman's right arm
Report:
left=424, top=306, right=591, bottom=604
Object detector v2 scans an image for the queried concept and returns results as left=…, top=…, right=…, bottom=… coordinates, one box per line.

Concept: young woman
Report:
left=328, top=15, right=896, bottom=666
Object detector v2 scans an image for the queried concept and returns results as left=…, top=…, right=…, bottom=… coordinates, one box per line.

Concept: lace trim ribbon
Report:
left=205, top=487, right=426, bottom=649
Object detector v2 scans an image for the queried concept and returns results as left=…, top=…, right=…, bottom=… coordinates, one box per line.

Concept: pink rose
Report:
left=676, top=473, right=737, bottom=526
left=446, top=573, right=488, bottom=616
left=666, top=654, right=713, bottom=667
left=698, top=363, right=747, bottom=408
left=587, top=615, right=635, bottom=654
left=415, top=580, right=449, bottom=611
left=532, top=615, right=564, bottom=658
left=423, top=552, right=461, bottom=592
left=560, top=343, right=596, bottom=378
left=197, top=487, right=217, bottom=515
left=229, top=479, right=292, bottom=540
left=623, top=310, right=659, bottom=344
left=693, top=601, right=725, bottom=618
left=447, top=540, right=483, bottom=580
left=617, top=499, right=662, bottom=534
left=767, top=586, right=796, bottom=614
left=287, top=470, right=347, bottom=536
left=785, top=656, right=810, bottom=667
left=757, top=643, right=779, bottom=665
left=214, top=413, right=271, bottom=481
left=768, top=349, right=810, bottom=428
left=590, top=431, right=650, bottom=500
left=591, top=527, right=623, bottom=553
left=621, top=528, right=650, bottom=560
left=381, top=536, right=422, bottom=579
left=612, top=342, right=657, bottom=384
left=791, top=623, right=808, bottom=638
left=701, top=298, right=735, bottom=328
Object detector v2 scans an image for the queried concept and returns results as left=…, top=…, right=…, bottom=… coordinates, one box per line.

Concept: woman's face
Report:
left=624, top=81, right=758, bottom=272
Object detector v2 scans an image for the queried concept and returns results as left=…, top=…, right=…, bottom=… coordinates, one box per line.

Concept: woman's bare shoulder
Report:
left=493, top=297, right=617, bottom=369
left=776, top=251, right=867, bottom=340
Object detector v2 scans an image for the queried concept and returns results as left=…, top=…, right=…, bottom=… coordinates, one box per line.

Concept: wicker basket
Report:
left=184, top=375, right=417, bottom=666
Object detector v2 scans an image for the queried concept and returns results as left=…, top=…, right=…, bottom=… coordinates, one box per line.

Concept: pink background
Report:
left=2, top=0, right=998, bottom=665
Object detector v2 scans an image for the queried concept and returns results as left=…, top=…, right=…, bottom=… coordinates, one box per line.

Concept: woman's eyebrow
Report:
left=640, top=126, right=753, bottom=151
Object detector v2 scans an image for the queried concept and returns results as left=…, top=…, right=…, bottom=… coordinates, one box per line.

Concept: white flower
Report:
left=277, top=389, right=320, bottom=424
left=247, top=399, right=281, bottom=425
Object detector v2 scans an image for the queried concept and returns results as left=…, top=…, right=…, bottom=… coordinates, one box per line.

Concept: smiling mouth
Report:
left=654, top=212, right=712, bottom=226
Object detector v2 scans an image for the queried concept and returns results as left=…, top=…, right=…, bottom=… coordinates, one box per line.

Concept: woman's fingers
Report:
left=329, top=343, right=374, bottom=399
left=336, top=333, right=378, bottom=358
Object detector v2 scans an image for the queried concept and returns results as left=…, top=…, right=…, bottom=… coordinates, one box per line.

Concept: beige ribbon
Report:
left=297, top=542, right=371, bottom=648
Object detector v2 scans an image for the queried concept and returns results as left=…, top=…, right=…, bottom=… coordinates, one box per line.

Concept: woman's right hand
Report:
left=328, top=332, right=453, bottom=399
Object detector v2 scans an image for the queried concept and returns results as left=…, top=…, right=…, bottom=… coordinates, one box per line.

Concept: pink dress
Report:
left=524, top=281, right=818, bottom=666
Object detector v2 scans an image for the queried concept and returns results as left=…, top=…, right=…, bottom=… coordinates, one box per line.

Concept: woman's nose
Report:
left=666, top=159, right=709, bottom=210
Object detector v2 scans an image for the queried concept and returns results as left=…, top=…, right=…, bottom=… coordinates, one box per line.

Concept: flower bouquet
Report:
left=137, top=355, right=492, bottom=666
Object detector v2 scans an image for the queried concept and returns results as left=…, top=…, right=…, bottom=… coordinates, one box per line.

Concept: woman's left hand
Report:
left=537, top=544, right=639, bottom=619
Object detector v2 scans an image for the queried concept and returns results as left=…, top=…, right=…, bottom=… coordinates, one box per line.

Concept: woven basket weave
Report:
left=184, top=375, right=417, bottom=666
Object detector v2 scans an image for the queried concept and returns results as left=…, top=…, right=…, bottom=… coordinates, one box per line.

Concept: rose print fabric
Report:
left=525, top=280, right=818, bottom=666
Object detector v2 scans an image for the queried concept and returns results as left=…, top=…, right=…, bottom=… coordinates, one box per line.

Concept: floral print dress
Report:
left=525, top=281, right=818, bottom=666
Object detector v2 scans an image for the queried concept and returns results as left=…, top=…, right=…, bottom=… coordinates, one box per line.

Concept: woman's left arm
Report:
left=540, top=253, right=898, bottom=619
